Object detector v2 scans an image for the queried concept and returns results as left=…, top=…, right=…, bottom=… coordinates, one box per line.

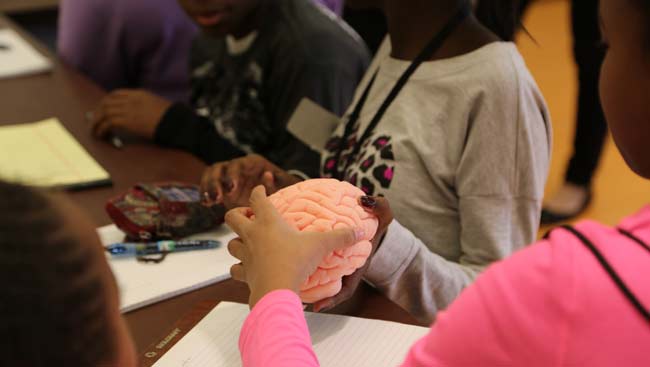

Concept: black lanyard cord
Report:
left=617, top=228, right=650, bottom=254
left=560, top=225, right=650, bottom=323
left=333, top=3, right=471, bottom=180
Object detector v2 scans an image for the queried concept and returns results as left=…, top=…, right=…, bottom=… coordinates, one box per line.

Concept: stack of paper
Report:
left=0, top=118, right=111, bottom=189
left=0, top=28, right=52, bottom=79
left=152, top=302, right=429, bottom=367
left=98, top=224, right=238, bottom=312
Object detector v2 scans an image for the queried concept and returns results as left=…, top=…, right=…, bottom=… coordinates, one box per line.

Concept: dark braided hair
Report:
left=0, top=182, right=116, bottom=366
left=474, top=0, right=523, bottom=41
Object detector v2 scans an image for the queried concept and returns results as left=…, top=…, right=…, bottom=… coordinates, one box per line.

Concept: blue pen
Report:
left=105, top=239, right=220, bottom=257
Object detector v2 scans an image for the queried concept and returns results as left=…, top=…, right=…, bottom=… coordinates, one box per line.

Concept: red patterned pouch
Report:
left=105, top=182, right=224, bottom=241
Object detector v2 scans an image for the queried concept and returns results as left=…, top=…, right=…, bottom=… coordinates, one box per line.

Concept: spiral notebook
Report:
left=141, top=301, right=429, bottom=367
left=98, top=224, right=238, bottom=313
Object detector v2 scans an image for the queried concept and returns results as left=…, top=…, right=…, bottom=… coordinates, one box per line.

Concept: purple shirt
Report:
left=315, top=0, right=344, bottom=15
left=57, top=0, right=342, bottom=102
left=58, top=0, right=198, bottom=102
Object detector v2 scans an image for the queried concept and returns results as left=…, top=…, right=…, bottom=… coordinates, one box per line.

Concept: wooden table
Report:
left=0, top=0, right=58, bottom=13
left=0, top=15, right=420, bottom=353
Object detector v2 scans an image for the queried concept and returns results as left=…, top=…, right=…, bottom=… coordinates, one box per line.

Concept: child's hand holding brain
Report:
left=267, top=179, right=378, bottom=303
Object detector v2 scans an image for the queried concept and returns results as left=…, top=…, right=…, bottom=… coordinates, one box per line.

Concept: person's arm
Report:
left=239, top=290, right=320, bottom=367
left=57, top=0, right=127, bottom=90
left=230, top=188, right=362, bottom=367
left=154, top=103, right=245, bottom=163
left=364, top=154, right=543, bottom=324
left=155, top=58, right=358, bottom=169
left=365, top=194, right=541, bottom=325
left=364, top=219, right=486, bottom=325
left=265, top=37, right=369, bottom=177
left=120, top=2, right=197, bottom=102
left=240, top=237, right=568, bottom=367
left=366, top=73, right=549, bottom=324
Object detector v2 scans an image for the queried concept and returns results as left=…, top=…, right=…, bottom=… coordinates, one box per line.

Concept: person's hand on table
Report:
left=200, top=154, right=302, bottom=210
left=91, top=89, right=171, bottom=140
left=226, top=186, right=366, bottom=308
left=312, top=195, right=394, bottom=312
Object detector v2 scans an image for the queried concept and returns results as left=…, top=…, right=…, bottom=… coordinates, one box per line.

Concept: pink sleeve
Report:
left=400, top=238, right=571, bottom=366
left=239, top=290, right=320, bottom=367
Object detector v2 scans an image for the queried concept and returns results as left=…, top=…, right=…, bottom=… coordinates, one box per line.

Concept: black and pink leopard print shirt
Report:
left=321, top=120, right=396, bottom=197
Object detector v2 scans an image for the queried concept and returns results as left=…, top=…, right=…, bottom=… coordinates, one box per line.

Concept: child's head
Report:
left=344, top=0, right=522, bottom=41
left=0, top=182, right=137, bottom=366
left=599, top=0, right=650, bottom=178
left=473, top=0, right=523, bottom=41
left=177, top=0, right=262, bottom=38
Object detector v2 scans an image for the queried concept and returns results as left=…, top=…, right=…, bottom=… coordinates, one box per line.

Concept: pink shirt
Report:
left=240, top=207, right=650, bottom=366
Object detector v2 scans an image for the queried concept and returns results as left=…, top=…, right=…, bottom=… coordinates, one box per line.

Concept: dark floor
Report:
left=8, top=9, right=59, bottom=52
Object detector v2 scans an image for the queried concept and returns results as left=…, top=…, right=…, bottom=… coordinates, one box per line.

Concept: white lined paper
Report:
left=153, top=302, right=429, bottom=367
left=97, top=224, right=238, bottom=313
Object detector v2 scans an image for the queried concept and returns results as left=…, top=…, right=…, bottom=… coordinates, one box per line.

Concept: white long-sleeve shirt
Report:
left=321, top=41, right=552, bottom=324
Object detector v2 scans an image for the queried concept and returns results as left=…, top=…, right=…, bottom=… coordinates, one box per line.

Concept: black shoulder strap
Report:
left=617, top=227, right=650, bottom=254
left=558, top=225, right=650, bottom=322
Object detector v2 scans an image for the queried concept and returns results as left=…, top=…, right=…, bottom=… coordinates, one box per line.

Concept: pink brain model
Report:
left=268, top=178, right=378, bottom=303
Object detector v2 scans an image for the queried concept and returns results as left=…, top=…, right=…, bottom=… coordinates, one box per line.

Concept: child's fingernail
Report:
left=317, top=303, right=333, bottom=313
left=359, top=196, right=377, bottom=209
left=355, top=228, right=366, bottom=240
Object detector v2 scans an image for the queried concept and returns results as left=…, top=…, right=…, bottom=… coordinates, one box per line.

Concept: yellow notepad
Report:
left=0, top=118, right=111, bottom=189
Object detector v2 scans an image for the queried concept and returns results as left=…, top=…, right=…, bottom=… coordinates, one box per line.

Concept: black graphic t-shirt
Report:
left=191, top=49, right=270, bottom=153
left=154, top=0, right=370, bottom=177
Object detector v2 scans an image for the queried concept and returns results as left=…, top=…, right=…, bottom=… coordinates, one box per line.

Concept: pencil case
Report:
left=106, top=182, right=225, bottom=241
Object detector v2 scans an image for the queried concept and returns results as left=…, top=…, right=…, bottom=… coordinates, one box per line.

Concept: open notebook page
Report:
left=0, top=118, right=110, bottom=189
left=153, top=302, right=429, bottom=367
left=98, top=224, right=238, bottom=313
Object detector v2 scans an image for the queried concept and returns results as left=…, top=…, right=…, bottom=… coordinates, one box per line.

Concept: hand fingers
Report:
left=230, top=263, right=246, bottom=282
left=92, top=112, right=126, bottom=138
left=312, top=297, right=335, bottom=313
left=261, top=171, right=276, bottom=193
left=91, top=97, right=130, bottom=138
left=227, top=238, right=246, bottom=262
left=313, top=270, right=364, bottom=312
left=91, top=109, right=110, bottom=138
left=200, top=168, right=213, bottom=204
left=111, top=89, right=139, bottom=98
left=101, top=94, right=130, bottom=108
left=307, top=227, right=365, bottom=253
left=222, top=160, right=248, bottom=209
left=224, top=159, right=242, bottom=194
left=248, top=186, right=280, bottom=223
left=214, top=164, right=227, bottom=203
left=359, top=196, right=393, bottom=231
left=98, top=91, right=128, bottom=112
left=274, top=170, right=301, bottom=190
left=224, top=207, right=253, bottom=235
left=95, top=117, right=129, bottom=139
left=201, top=163, right=227, bottom=204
